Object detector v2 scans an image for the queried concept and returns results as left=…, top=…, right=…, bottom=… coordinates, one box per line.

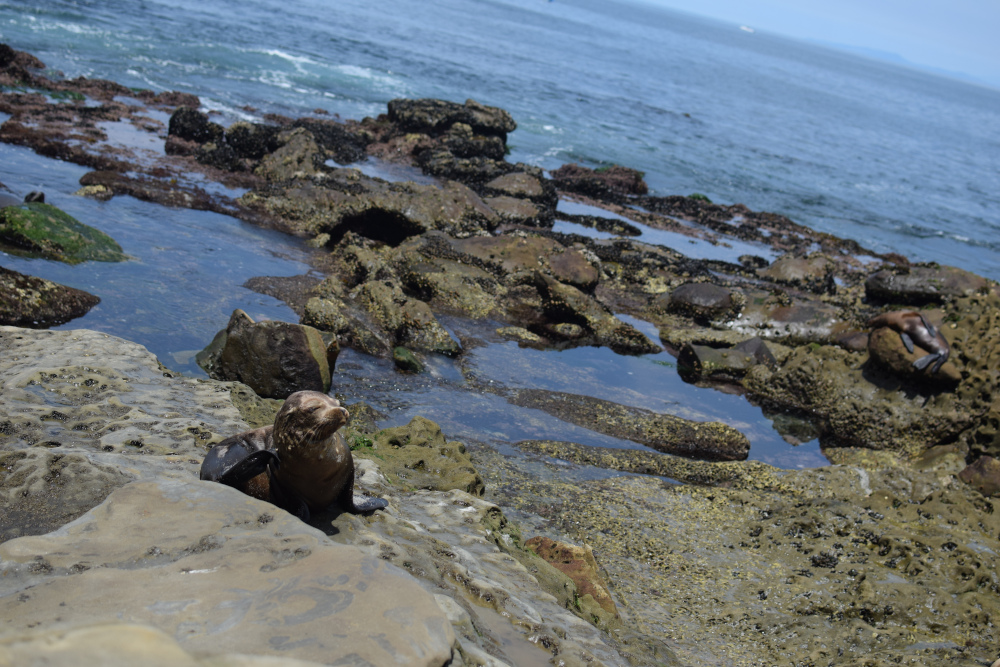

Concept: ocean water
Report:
left=2, top=0, right=997, bottom=279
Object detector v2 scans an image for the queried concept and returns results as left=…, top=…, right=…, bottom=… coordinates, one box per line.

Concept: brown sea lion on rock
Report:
left=867, top=310, right=950, bottom=374
left=200, top=390, right=388, bottom=518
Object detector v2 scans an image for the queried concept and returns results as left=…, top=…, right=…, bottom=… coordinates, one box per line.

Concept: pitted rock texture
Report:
left=0, top=326, right=247, bottom=461
left=0, top=479, right=455, bottom=666
left=0, top=450, right=131, bottom=543
left=322, top=487, right=662, bottom=667
left=475, top=442, right=1000, bottom=666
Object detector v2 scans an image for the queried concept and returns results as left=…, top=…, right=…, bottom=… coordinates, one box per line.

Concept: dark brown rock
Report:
left=166, top=106, right=223, bottom=144
left=660, top=282, right=740, bottom=324
left=0, top=266, right=100, bottom=327
left=959, top=456, right=1000, bottom=497
left=197, top=309, right=333, bottom=399
left=551, top=163, right=648, bottom=200
left=865, top=265, right=992, bottom=304
left=867, top=325, right=961, bottom=385
left=387, top=98, right=516, bottom=140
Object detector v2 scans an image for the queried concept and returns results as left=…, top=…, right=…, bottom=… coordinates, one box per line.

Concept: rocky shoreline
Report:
left=2, top=43, right=1000, bottom=665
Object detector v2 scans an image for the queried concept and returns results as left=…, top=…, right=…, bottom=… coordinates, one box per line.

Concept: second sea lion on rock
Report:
left=867, top=310, right=950, bottom=374
left=200, top=390, right=388, bottom=518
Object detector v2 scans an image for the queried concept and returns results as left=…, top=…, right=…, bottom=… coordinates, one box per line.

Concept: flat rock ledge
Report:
left=0, top=479, right=454, bottom=667
left=0, top=325, right=641, bottom=665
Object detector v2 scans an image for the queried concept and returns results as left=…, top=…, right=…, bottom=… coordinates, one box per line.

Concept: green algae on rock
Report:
left=353, top=415, right=484, bottom=495
left=0, top=202, right=126, bottom=264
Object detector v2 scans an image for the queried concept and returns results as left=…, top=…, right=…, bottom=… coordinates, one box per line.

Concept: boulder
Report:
left=252, top=126, right=324, bottom=181
left=0, top=266, right=100, bottom=327
left=166, top=106, right=223, bottom=144
left=867, top=325, right=961, bottom=385
left=0, top=202, right=126, bottom=264
left=198, top=309, right=334, bottom=399
left=387, top=98, right=516, bottom=140
left=241, top=170, right=498, bottom=241
left=549, top=163, right=648, bottom=200
left=353, top=281, right=461, bottom=356
left=484, top=195, right=543, bottom=226
left=531, top=272, right=659, bottom=355
left=525, top=536, right=619, bottom=622
left=865, top=265, right=992, bottom=304
left=0, top=479, right=455, bottom=666
left=484, top=171, right=555, bottom=206
left=659, top=282, right=740, bottom=324
left=453, top=234, right=599, bottom=291
left=759, top=253, right=836, bottom=294
left=959, top=455, right=1000, bottom=497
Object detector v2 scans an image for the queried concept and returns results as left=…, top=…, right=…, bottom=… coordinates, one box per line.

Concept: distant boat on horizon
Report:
left=740, top=25, right=755, bottom=33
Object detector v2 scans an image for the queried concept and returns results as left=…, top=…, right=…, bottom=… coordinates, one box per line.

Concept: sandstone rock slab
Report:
left=0, top=479, right=455, bottom=666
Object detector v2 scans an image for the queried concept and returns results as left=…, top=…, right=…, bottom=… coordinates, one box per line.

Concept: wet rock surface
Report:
left=0, top=201, right=126, bottom=264
left=0, top=266, right=100, bottom=327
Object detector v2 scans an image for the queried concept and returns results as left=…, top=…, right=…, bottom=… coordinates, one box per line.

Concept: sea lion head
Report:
left=272, top=391, right=349, bottom=451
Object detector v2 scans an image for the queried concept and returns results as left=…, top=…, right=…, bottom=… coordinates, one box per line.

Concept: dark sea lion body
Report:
left=200, top=391, right=387, bottom=518
left=868, top=310, right=950, bottom=374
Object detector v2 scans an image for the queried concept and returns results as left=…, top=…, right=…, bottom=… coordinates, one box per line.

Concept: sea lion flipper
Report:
left=912, top=352, right=940, bottom=372
left=336, top=468, right=388, bottom=514
left=918, top=313, right=937, bottom=337
left=215, top=450, right=278, bottom=487
left=350, top=496, right=389, bottom=513
left=898, top=331, right=915, bottom=354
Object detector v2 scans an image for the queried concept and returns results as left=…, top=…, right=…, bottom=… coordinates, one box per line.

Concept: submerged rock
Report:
left=0, top=202, right=126, bottom=264
left=197, top=309, right=334, bottom=399
left=511, top=389, right=750, bottom=461
left=0, top=266, right=100, bottom=327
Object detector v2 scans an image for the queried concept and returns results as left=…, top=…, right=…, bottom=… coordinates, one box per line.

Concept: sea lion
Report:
left=867, top=310, right=950, bottom=374
left=200, top=391, right=388, bottom=518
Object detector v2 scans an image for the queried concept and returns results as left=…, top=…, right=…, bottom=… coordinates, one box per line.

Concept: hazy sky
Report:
left=640, top=0, right=1000, bottom=87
